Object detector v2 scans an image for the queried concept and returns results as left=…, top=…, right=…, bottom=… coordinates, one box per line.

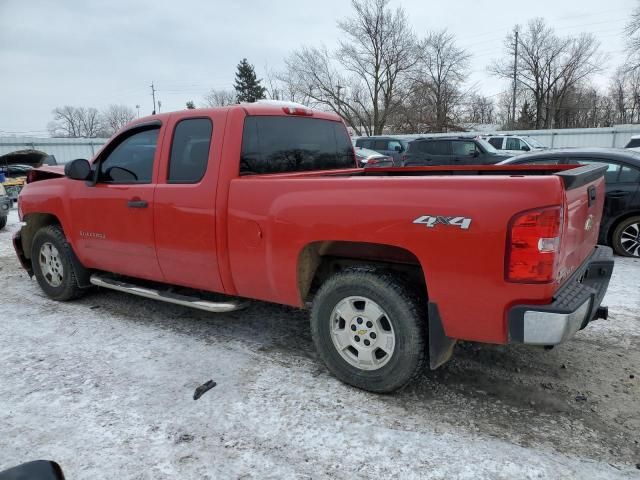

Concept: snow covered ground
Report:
left=0, top=208, right=638, bottom=479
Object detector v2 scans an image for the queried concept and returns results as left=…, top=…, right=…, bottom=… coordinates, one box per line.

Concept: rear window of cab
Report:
left=240, top=116, right=355, bottom=175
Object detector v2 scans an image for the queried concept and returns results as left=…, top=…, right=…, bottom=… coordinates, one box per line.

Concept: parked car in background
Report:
left=0, top=184, right=10, bottom=229
left=354, top=147, right=394, bottom=168
left=354, top=136, right=410, bottom=165
left=1, top=164, right=33, bottom=201
left=402, top=136, right=512, bottom=166
left=625, top=134, right=640, bottom=152
left=499, top=148, right=640, bottom=257
left=482, top=134, right=548, bottom=155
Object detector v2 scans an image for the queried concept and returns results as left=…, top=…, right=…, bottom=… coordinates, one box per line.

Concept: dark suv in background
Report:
left=354, top=136, right=410, bottom=165
left=401, top=136, right=513, bottom=166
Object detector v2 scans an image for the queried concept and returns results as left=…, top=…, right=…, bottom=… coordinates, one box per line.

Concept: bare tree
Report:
left=203, top=89, right=236, bottom=107
left=281, top=0, right=417, bottom=135
left=415, top=30, right=471, bottom=131
left=100, top=104, right=135, bottom=136
left=48, top=106, right=83, bottom=137
left=48, top=106, right=103, bottom=138
left=491, top=18, right=602, bottom=129
left=625, top=0, right=640, bottom=70
left=464, top=94, right=495, bottom=125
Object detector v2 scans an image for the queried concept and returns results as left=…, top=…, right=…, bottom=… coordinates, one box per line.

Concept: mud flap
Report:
left=428, top=302, right=456, bottom=369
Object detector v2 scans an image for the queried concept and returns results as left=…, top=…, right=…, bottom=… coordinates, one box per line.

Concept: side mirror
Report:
left=472, top=150, right=479, bottom=157
left=394, top=145, right=402, bottom=152
left=521, top=145, right=531, bottom=151
left=0, top=460, right=65, bottom=480
left=64, top=159, right=91, bottom=181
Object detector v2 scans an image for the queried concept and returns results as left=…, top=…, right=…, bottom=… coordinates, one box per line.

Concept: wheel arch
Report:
left=606, top=210, right=640, bottom=245
left=21, top=212, right=62, bottom=260
left=297, top=241, right=428, bottom=304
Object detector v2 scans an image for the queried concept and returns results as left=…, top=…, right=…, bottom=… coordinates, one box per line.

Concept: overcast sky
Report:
left=0, top=0, right=634, bottom=135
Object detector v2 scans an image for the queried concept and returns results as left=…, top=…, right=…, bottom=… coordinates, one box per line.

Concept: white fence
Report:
left=0, top=136, right=108, bottom=164
left=381, top=124, right=640, bottom=149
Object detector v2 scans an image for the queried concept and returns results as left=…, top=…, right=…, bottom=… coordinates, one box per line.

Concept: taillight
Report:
left=282, top=106, right=313, bottom=116
left=506, top=206, right=563, bottom=283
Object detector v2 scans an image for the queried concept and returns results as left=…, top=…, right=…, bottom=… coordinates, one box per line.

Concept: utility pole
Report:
left=511, top=28, right=519, bottom=128
left=157, top=100, right=162, bottom=113
left=150, top=82, right=157, bottom=115
left=135, top=104, right=140, bottom=118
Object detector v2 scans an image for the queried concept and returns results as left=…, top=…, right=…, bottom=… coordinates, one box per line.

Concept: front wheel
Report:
left=310, top=269, right=427, bottom=393
left=612, top=216, right=640, bottom=257
left=31, top=225, right=85, bottom=301
left=0, top=215, right=7, bottom=230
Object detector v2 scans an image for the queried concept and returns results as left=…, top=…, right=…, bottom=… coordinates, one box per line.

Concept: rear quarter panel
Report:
left=227, top=174, right=566, bottom=344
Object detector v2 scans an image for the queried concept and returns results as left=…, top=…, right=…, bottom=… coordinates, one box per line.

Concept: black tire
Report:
left=31, top=225, right=85, bottom=301
left=611, top=216, right=640, bottom=257
left=310, top=268, right=427, bottom=393
left=0, top=215, right=7, bottom=230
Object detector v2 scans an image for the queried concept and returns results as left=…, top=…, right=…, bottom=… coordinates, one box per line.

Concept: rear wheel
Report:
left=310, top=268, right=427, bottom=393
left=32, top=225, right=85, bottom=301
left=612, top=216, right=640, bottom=257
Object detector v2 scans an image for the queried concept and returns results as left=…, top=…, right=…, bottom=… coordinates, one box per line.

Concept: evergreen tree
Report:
left=185, top=100, right=196, bottom=109
left=234, top=58, right=266, bottom=103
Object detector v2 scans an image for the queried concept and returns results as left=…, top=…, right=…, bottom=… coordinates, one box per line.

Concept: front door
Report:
left=69, top=125, right=164, bottom=281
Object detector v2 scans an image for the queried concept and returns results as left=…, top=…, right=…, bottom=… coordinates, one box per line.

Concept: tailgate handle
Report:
left=588, top=185, right=596, bottom=207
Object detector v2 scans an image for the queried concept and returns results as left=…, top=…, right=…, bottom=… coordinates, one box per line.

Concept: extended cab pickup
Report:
left=14, top=102, right=614, bottom=392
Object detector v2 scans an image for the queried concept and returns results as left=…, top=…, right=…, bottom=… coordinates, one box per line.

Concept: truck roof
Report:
left=129, top=102, right=342, bottom=129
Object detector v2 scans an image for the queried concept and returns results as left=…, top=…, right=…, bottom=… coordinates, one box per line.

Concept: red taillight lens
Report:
left=506, top=206, right=563, bottom=283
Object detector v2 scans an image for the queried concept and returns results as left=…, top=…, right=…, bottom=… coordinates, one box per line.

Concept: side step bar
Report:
left=89, top=274, right=247, bottom=313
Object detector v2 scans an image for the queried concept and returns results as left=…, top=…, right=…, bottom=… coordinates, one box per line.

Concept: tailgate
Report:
left=555, top=164, right=607, bottom=284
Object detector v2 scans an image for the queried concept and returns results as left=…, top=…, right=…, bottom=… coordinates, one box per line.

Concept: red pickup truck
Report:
left=13, top=102, right=614, bottom=392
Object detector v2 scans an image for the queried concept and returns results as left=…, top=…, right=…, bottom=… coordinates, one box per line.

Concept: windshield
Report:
left=523, top=136, right=546, bottom=148
left=476, top=138, right=498, bottom=153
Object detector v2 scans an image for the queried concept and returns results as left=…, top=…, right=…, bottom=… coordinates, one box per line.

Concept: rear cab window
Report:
left=240, top=116, right=355, bottom=175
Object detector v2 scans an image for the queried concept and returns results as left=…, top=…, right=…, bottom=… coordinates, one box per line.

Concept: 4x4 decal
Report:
left=413, top=215, right=472, bottom=230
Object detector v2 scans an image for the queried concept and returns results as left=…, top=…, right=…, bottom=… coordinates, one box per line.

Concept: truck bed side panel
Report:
left=227, top=175, right=565, bottom=344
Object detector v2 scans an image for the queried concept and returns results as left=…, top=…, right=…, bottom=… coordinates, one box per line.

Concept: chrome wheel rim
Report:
left=620, top=222, right=640, bottom=257
left=39, top=242, right=64, bottom=287
left=330, top=296, right=395, bottom=371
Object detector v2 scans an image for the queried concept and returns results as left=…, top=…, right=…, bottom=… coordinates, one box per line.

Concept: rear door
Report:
left=153, top=111, right=227, bottom=292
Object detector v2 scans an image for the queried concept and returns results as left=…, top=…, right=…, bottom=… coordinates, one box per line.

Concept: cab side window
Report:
left=168, top=118, right=212, bottom=183
left=452, top=141, right=477, bottom=156
left=488, top=137, right=503, bottom=149
left=99, top=128, right=159, bottom=184
left=506, top=137, right=522, bottom=150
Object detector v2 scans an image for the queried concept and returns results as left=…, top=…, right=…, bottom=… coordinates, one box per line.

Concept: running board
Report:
left=89, top=274, right=247, bottom=313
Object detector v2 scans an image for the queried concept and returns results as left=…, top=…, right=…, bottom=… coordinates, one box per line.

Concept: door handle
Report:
left=127, top=198, right=148, bottom=208
left=608, top=191, right=629, bottom=198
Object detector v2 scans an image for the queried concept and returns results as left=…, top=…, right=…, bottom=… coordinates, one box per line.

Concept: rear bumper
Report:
left=508, top=245, right=614, bottom=345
